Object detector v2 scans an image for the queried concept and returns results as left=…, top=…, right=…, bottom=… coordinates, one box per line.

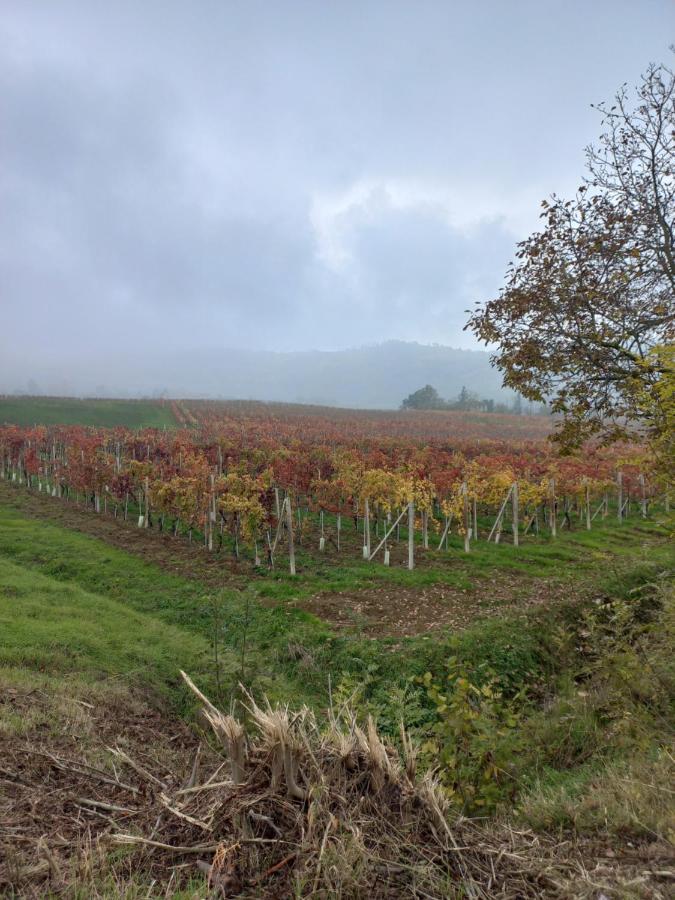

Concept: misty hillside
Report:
left=4, top=342, right=512, bottom=409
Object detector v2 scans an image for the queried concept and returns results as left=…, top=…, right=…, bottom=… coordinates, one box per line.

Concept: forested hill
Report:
left=2, top=341, right=513, bottom=409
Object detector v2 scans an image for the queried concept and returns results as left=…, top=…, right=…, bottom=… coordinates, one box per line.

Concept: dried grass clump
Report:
left=104, top=672, right=673, bottom=899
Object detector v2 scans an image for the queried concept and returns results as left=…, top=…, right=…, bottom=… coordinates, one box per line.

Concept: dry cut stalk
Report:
left=111, top=834, right=288, bottom=852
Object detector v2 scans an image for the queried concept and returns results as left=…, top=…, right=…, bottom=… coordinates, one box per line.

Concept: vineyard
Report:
left=0, top=415, right=666, bottom=580
left=170, top=399, right=554, bottom=441
left=2, top=14, right=674, bottom=896
left=2, top=406, right=673, bottom=898
left=0, top=394, right=553, bottom=438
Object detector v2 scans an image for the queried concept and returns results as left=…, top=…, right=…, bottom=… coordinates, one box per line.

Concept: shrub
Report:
left=420, top=658, right=525, bottom=813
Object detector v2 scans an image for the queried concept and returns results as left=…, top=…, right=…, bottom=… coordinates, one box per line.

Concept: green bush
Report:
left=420, top=658, right=525, bottom=813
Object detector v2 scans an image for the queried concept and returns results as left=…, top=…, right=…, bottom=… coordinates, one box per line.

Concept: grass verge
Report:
left=0, top=396, right=176, bottom=428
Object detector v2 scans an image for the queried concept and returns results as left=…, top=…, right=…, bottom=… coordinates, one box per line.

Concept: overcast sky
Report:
left=1, top=1, right=673, bottom=384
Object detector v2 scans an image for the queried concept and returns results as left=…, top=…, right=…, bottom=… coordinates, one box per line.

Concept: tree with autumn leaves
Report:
left=468, top=61, right=674, bottom=464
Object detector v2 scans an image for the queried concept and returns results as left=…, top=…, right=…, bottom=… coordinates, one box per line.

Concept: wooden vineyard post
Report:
left=208, top=474, right=215, bottom=551
left=422, top=510, right=429, bottom=549
left=437, top=514, right=452, bottom=551
left=549, top=479, right=557, bottom=538
left=585, top=480, right=591, bottom=531
left=144, top=476, right=150, bottom=528
left=336, top=513, right=341, bottom=550
left=286, top=493, right=296, bottom=575
left=640, top=473, right=647, bottom=518
left=488, top=485, right=513, bottom=544
left=319, top=509, right=325, bottom=551
left=463, top=482, right=470, bottom=552
left=363, top=498, right=371, bottom=559
left=266, top=529, right=274, bottom=569
left=274, top=487, right=281, bottom=519
left=617, top=471, right=623, bottom=522
left=408, top=501, right=415, bottom=570
left=369, top=505, right=408, bottom=563
left=512, top=481, right=519, bottom=547
left=473, top=496, right=478, bottom=541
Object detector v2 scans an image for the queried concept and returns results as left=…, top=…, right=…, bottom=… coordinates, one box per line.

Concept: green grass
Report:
left=518, top=750, right=675, bottom=839
left=0, top=554, right=217, bottom=708
left=0, top=497, right=545, bottom=718
left=2, top=484, right=670, bottom=899
left=514, top=573, right=675, bottom=839
left=0, top=503, right=321, bottom=706
left=0, top=493, right=671, bottom=730
left=249, top=512, right=674, bottom=604
left=0, top=395, right=176, bottom=428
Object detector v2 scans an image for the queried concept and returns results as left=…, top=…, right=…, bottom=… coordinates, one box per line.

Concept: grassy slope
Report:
left=1, top=491, right=672, bottom=716
left=0, top=503, right=317, bottom=707
left=13, top=473, right=661, bottom=607
left=0, top=396, right=176, bottom=428
left=0, top=555, right=213, bottom=705
left=1, top=491, right=672, bottom=896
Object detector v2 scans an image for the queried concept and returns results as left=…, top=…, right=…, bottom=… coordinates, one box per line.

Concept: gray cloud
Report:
left=1, top=0, right=672, bottom=394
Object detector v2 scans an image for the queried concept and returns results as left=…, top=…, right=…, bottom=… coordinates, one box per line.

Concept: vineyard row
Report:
left=0, top=425, right=667, bottom=573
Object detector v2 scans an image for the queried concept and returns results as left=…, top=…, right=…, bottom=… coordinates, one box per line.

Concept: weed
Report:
left=420, top=659, right=525, bottom=812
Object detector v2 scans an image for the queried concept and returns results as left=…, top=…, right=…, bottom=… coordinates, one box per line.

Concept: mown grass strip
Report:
left=0, top=555, right=215, bottom=710
left=0, top=396, right=176, bottom=428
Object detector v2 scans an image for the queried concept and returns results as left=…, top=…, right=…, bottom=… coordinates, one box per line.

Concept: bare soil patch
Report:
left=295, top=576, right=579, bottom=637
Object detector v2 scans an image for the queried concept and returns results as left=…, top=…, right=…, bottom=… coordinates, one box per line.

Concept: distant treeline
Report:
left=401, top=385, right=549, bottom=416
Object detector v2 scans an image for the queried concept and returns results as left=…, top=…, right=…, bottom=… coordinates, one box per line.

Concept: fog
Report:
left=1, top=1, right=672, bottom=398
